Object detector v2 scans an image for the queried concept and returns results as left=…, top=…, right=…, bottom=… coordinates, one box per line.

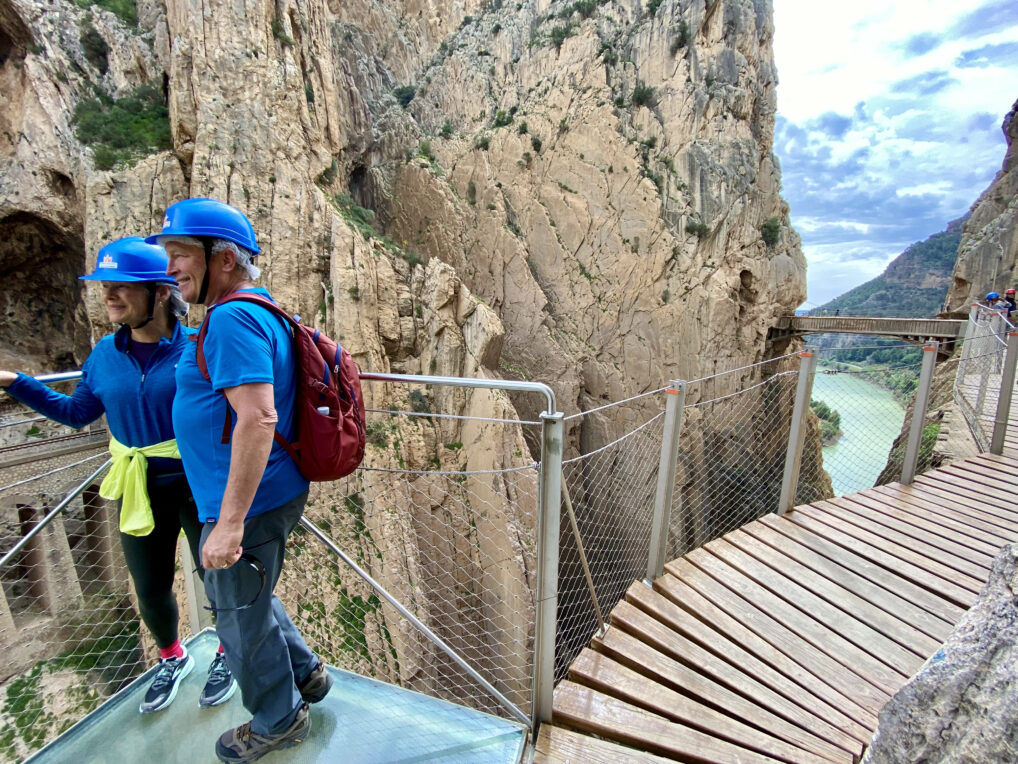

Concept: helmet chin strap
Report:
left=127, top=284, right=159, bottom=331
left=198, top=238, right=214, bottom=304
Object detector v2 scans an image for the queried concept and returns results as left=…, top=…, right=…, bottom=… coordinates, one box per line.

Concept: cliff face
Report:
left=946, top=97, right=1018, bottom=310
left=0, top=0, right=804, bottom=710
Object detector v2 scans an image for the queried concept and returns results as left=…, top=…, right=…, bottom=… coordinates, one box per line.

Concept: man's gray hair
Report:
left=212, top=238, right=261, bottom=280
left=168, top=284, right=189, bottom=318
left=156, top=234, right=261, bottom=281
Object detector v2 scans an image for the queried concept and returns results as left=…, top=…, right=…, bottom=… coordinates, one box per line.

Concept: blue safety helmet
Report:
left=79, top=237, right=176, bottom=284
left=987, top=292, right=1000, bottom=301
left=147, top=197, right=260, bottom=254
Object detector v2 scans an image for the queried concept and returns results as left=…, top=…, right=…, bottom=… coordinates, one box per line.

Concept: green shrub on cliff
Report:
left=72, top=83, right=171, bottom=170
left=75, top=0, right=137, bottom=27
left=761, top=216, right=781, bottom=246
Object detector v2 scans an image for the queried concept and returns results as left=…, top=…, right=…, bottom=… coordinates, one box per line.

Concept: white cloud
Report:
left=772, top=0, right=1018, bottom=309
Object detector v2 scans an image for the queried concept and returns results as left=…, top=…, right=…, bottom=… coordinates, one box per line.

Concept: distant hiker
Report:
left=1006, top=288, right=1016, bottom=318
left=985, top=291, right=1008, bottom=312
left=152, top=198, right=330, bottom=763
left=0, top=237, right=236, bottom=714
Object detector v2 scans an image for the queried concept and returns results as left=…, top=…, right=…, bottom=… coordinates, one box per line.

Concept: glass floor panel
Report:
left=28, top=630, right=528, bottom=764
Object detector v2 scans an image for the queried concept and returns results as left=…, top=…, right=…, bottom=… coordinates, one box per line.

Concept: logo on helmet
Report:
left=162, top=215, right=171, bottom=230
left=98, top=254, right=117, bottom=269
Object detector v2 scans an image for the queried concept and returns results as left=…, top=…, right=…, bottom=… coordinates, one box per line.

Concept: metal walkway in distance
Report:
left=769, top=316, right=964, bottom=350
left=535, top=452, right=1018, bottom=763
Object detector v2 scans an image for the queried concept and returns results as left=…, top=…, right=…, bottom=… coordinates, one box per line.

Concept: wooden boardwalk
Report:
left=535, top=452, right=1018, bottom=763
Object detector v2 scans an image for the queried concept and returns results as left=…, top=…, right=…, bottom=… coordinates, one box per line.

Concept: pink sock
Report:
left=159, top=641, right=184, bottom=660
left=217, top=644, right=225, bottom=654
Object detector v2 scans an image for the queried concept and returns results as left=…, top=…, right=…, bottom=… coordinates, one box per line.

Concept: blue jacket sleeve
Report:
left=5, top=372, right=105, bottom=429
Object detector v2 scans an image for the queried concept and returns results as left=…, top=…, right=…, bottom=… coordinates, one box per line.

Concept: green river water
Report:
left=812, top=369, right=907, bottom=496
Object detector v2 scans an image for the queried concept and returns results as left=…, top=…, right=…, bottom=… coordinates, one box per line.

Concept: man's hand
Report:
left=202, top=519, right=244, bottom=570
left=0, top=371, right=18, bottom=388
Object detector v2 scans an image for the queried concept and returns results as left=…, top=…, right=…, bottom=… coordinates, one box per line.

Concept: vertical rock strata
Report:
left=946, top=97, right=1018, bottom=309
left=0, top=0, right=804, bottom=721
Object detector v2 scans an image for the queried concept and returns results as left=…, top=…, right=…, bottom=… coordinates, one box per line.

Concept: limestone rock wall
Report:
left=0, top=0, right=804, bottom=713
left=946, top=97, right=1018, bottom=310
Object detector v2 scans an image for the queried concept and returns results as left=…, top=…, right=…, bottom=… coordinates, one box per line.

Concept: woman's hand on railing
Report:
left=0, top=371, right=17, bottom=388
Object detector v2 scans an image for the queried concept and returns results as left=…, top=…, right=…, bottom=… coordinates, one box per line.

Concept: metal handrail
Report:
left=359, top=371, right=556, bottom=416
left=0, top=459, right=112, bottom=570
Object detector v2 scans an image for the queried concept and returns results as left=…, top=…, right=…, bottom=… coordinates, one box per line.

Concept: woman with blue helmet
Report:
left=0, top=237, right=236, bottom=714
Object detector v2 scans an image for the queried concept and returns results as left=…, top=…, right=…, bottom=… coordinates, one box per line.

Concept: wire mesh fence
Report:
left=3, top=332, right=1010, bottom=759
left=674, top=368, right=802, bottom=555
left=955, top=308, right=1014, bottom=451
left=0, top=377, right=540, bottom=760
left=556, top=409, right=664, bottom=680
left=280, top=462, right=539, bottom=720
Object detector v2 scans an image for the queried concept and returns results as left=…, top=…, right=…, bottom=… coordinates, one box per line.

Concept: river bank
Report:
left=812, top=369, right=906, bottom=495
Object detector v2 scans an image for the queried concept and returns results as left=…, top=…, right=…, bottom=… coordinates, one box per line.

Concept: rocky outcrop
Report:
left=946, top=97, right=1018, bottom=310
left=863, top=544, right=1018, bottom=764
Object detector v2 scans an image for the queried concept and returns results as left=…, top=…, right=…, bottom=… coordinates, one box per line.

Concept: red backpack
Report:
left=194, top=292, right=366, bottom=481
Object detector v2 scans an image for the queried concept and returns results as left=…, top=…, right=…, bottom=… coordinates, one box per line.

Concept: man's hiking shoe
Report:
left=215, top=704, right=310, bottom=763
left=139, top=647, right=194, bottom=714
left=297, top=661, right=333, bottom=703
left=199, top=652, right=237, bottom=708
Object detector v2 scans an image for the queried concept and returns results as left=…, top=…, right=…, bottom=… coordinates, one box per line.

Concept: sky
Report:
left=771, top=0, right=1018, bottom=307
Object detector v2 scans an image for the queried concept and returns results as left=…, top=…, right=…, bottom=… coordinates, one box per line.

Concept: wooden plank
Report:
left=918, top=470, right=1014, bottom=507
left=973, top=453, right=1018, bottom=470
left=844, top=489, right=1003, bottom=559
left=793, top=505, right=983, bottom=602
left=552, top=681, right=785, bottom=764
left=743, top=520, right=953, bottom=644
left=784, top=510, right=977, bottom=609
left=666, top=556, right=888, bottom=723
left=569, top=649, right=849, bottom=763
left=934, top=468, right=1018, bottom=513
left=534, top=724, right=676, bottom=764
left=869, top=484, right=1014, bottom=549
left=651, top=578, right=875, bottom=745
left=946, top=460, right=1018, bottom=492
left=607, top=599, right=876, bottom=740
left=730, top=526, right=944, bottom=654
left=902, top=479, right=1018, bottom=535
left=595, top=622, right=866, bottom=760
left=681, top=547, right=903, bottom=698
left=705, top=538, right=924, bottom=676
left=757, top=514, right=964, bottom=625
left=828, top=495, right=996, bottom=572
left=629, top=580, right=870, bottom=751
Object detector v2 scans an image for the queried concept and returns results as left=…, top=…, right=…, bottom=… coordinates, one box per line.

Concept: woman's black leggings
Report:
left=119, top=472, right=203, bottom=649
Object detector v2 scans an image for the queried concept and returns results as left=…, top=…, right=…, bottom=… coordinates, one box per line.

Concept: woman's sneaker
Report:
left=297, top=661, right=333, bottom=703
left=139, top=646, right=194, bottom=713
left=199, top=652, right=238, bottom=708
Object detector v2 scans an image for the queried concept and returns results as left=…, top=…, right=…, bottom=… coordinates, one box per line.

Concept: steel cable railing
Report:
left=4, top=331, right=1016, bottom=761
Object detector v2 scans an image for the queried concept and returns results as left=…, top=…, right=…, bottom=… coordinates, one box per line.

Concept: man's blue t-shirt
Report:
left=173, top=288, right=309, bottom=522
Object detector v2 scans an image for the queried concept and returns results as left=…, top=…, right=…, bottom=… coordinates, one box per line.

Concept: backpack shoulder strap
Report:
left=194, top=291, right=298, bottom=382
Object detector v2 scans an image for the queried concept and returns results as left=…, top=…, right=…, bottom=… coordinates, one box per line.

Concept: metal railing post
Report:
left=991, top=332, right=1018, bottom=454
left=645, top=381, right=686, bottom=582
left=778, top=352, right=818, bottom=514
left=181, top=540, right=213, bottom=634
left=533, top=410, right=564, bottom=728
left=901, top=342, right=939, bottom=484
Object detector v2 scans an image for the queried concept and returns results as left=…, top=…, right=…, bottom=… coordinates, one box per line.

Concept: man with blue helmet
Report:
left=152, top=199, right=330, bottom=763
left=0, top=237, right=237, bottom=714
